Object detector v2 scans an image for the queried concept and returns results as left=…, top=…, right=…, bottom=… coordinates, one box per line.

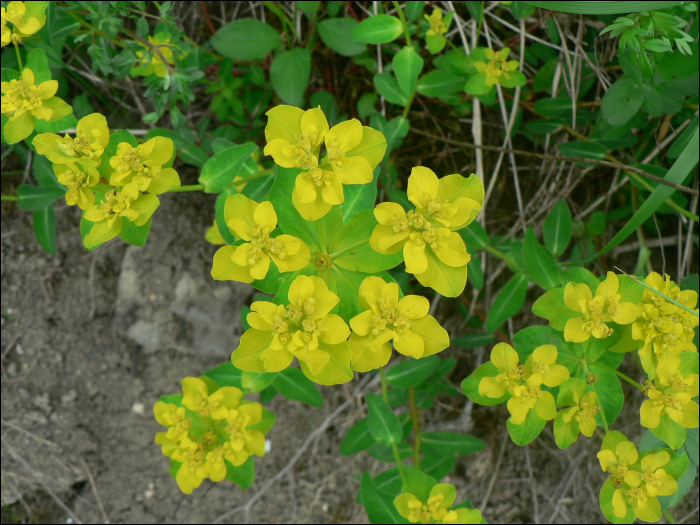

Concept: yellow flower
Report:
left=263, top=105, right=328, bottom=169
left=54, top=157, right=100, bottom=210
left=170, top=436, right=209, bottom=494
left=626, top=451, right=678, bottom=498
left=425, top=8, right=448, bottom=37
left=221, top=403, right=266, bottom=466
left=181, top=377, right=244, bottom=419
left=506, top=374, right=558, bottom=424
left=348, top=276, right=449, bottom=372
left=1, top=68, right=71, bottom=144
left=292, top=118, right=386, bottom=220
left=640, top=353, right=699, bottom=429
left=370, top=167, right=483, bottom=297
left=132, top=32, right=179, bottom=78
left=153, top=401, right=192, bottom=445
left=34, top=113, right=109, bottom=167
left=478, top=342, right=525, bottom=398
left=231, top=275, right=352, bottom=384
left=108, top=137, right=180, bottom=194
left=83, top=184, right=160, bottom=248
left=598, top=439, right=640, bottom=484
left=205, top=221, right=226, bottom=245
left=1, top=1, right=45, bottom=46
left=524, top=344, right=571, bottom=388
left=440, top=509, right=482, bottom=524
left=564, top=272, right=641, bottom=343
left=562, top=390, right=599, bottom=437
left=474, top=47, right=520, bottom=87
left=394, top=484, right=455, bottom=524
left=211, top=194, right=310, bottom=283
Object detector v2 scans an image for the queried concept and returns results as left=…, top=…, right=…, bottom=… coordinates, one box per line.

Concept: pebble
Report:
left=131, top=402, right=145, bottom=415
left=33, top=393, right=51, bottom=414
left=61, top=389, right=77, bottom=406
left=144, top=482, right=155, bottom=499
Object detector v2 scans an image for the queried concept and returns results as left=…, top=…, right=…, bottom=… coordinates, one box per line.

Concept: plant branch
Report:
left=408, top=387, right=421, bottom=469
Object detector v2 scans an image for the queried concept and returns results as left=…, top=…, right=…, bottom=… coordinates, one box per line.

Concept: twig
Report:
left=480, top=432, right=508, bottom=511
left=2, top=434, right=83, bottom=524
left=409, top=129, right=698, bottom=196
left=80, top=458, right=109, bottom=523
left=525, top=446, right=539, bottom=524
left=1, top=419, right=59, bottom=447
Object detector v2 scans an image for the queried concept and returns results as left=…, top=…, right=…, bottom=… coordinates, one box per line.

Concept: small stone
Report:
left=6, top=362, right=17, bottom=376
left=61, top=389, right=77, bottom=406
left=33, top=393, right=51, bottom=414
left=15, top=344, right=23, bottom=355
left=24, top=410, right=48, bottom=426
left=144, top=481, right=155, bottom=499
left=131, top=402, right=145, bottom=415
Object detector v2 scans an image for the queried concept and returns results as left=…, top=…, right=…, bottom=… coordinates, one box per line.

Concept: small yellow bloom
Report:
left=440, top=508, right=482, bottom=524
left=564, top=272, right=641, bottom=343
left=108, top=137, right=180, bottom=194
left=425, top=8, right=448, bottom=37
left=154, top=401, right=192, bottom=445
left=132, top=32, right=180, bottom=78
left=170, top=437, right=208, bottom=494
left=181, top=377, right=244, bottom=419
left=348, top=276, right=449, bottom=372
left=232, top=275, right=352, bottom=384
left=562, top=390, right=599, bottom=437
left=54, top=157, right=100, bottom=210
left=1, top=68, right=71, bottom=144
left=478, top=342, right=525, bottom=398
left=640, top=354, right=699, bottom=429
left=506, top=374, right=558, bottom=424
left=264, top=105, right=328, bottom=169
left=34, top=113, right=109, bottom=167
left=524, top=344, right=571, bottom=388
left=1, top=1, right=45, bottom=46
left=394, top=484, right=455, bottom=524
left=211, top=194, right=310, bottom=283
left=474, top=47, right=520, bottom=87
left=83, top=185, right=160, bottom=248
left=370, top=167, right=483, bottom=297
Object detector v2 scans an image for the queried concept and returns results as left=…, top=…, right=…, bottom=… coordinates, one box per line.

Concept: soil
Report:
left=1, top=182, right=698, bottom=524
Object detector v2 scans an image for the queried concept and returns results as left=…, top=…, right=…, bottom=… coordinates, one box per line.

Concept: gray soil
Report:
left=1, top=191, right=697, bottom=524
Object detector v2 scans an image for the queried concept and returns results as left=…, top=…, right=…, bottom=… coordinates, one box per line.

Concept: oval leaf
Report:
left=351, top=14, right=403, bottom=44
left=486, top=272, right=528, bottom=333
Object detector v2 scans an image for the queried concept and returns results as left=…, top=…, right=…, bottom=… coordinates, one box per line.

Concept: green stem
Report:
left=1, top=195, right=19, bottom=202
left=233, top=168, right=273, bottom=186
left=380, top=367, right=406, bottom=483
left=408, top=387, right=421, bottom=469
left=263, top=1, right=299, bottom=40
left=328, top=239, right=366, bottom=259
left=13, top=42, right=22, bottom=70
left=662, top=509, right=678, bottom=524
left=392, top=1, right=411, bottom=46
left=483, top=244, right=518, bottom=269
left=593, top=362, right=644, bottom=391
left=401, top=92, right=415, bottom=119
left=168, top=184, right=205, bottom=193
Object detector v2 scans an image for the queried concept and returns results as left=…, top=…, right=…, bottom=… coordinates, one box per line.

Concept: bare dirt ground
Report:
left=1, top=184, right=698, bottom=524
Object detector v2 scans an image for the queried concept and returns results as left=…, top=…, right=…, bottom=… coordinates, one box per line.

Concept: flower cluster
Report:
left=1, top=68, right=72, bottom=144
left=349, top=276, right=449, bottom=372
left=553, top=377, right=600, bottom=448
left=564, top=272, right=641, bottom=343
left=479, top=342, right=569, bottom=424
left=131, top=32, right=181, bottom=78
left=394, top=483, right=482, bottom=524
left=598, top=432, right=681, bottom=522
left=423, top=8, right=453, bottom=55
left=154, top=377, right=273, bottom=494
left=33, top=113, right=179, bottom=248
left=1, top=1, right=46, bottom=46
left=232, top=275, right=353, bottom=385
left=212, top=194, right=310, bottom=283
left=370, top=167, right=483, bottom=297
left=264, top=105, right=387, bottom=220
left=632, top=272, right=699, bottom=378
left=474, top=47, right=520, bottom=87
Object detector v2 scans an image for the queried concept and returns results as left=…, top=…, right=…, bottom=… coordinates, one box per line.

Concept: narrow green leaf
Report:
left=486, top=272, right=528, bottom=332
left=421, top=432, right=485, bottom=456
left=524, top=228, right=561, bottom=290
left=599, top=127, right=699, bottom=257
left=203, top=362, right=243, bottom=388
left=525, top=1, right=682, bottom=14
left=360, top=472, right=407, bottom=524
left=543, top=199, right=572, bottom=256
left=273, top=367, right=324, bottom=407
left=373, top=73, right=409, bottom=106
left=32, top=206, right=56, bottom=254
left=199, top=144, right=258, bottom=193
left=452, top=333, right=495, bottom=349
left=340, top=418, right=376, bottom=455
left=366, top=392, right=403, bottom=444
left=393, top=46, right=424, bottom=96
left=17, top=185, right=65, bottom=211
left=385, top=355, right=440, bottom=388
left=351, top=14, right=403, bottom=44
left=557, top=141, right=608, bottom=160
left=417, top=70, right=464, bottom=98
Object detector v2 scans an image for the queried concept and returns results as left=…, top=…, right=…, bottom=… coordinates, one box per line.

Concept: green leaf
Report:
left=211, top=18, right=282, bottom=61
left=366, top=392, right=402, bottom=445
left=198, top=143, right=258, bottom=193
left=405, top=1, right=426, bottom=21
left=533, top=97, right=572, bottom=117
left=296, top=1, right=320, bottom=19
left=460, top=221, right=490, bottom=250
left=461, top=361, right=510, bottom=406
left=203, top=362, right=243, bottom=388
left=560, top=267, right=600, bottom=290
left=464, top=73, right=492, bottom=95
left=467, top=257, right=484, bottom=290
left=421, top=432, right=485, bottom=456
left=270, top=47, right=311, bottom=108
left=543, top=199, right=572, bottom=256
left=507, top=408, right=547, bottom=445
left=318, top=18, right=367, bottom=56
left=340, top=418, right=376, bottom=455
left=486, top=272, right=528, bottom=332
left=582, top=360, right=624, bottom=426
left=557, top=141, right=608, bottom=160
left=25, top=48, right=51, bottom=84
left=525, top=1, right=682, bottom=14
left=602, top=78, right=644, bottom=126
left=360, top=472, right=407, bottom=524
left=214, top=187, right=238, bottom=245
left=393, top=46, right=424, bottom=96
left=650, top=414, right=686, bottom=449
left=273, top=367, right=324, bottom=407
left=453, top=333, right=495, bottom=349
left=17, top=185, right=65, bottom=211
left=385, top=355, right=440, bottom=388
left=417, top=70, right=465, bottom=98
left=640, top=83, right=682, bottom=118
left=33, top=206, right=56, bottom=254
left=511, top=2, right=536, bottom=18
left=532, top=287, right=579, bottom=330
left=402, top=468, right=437, bottom=502
left=225, top=456, right=255, bottom=490
left=599, top=126, right=699, bottom=257
left=373, top=73, right=410, bottom=106
left=524, top=227, right=561, bottom=290
left=553, top=410, right=580, bottom=449
left=600, top=477, right=636, bottom=524
left=342, top=177, right=377, bottom=223
left=330, top=209, right=403, bottom=272
left=351, top=14, right=403, bottom=44
left=119, top=218, right=151, bottom=247
left=658, top=459, right=696, bottom=510
left=241, top=370, right=277, bottom=393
